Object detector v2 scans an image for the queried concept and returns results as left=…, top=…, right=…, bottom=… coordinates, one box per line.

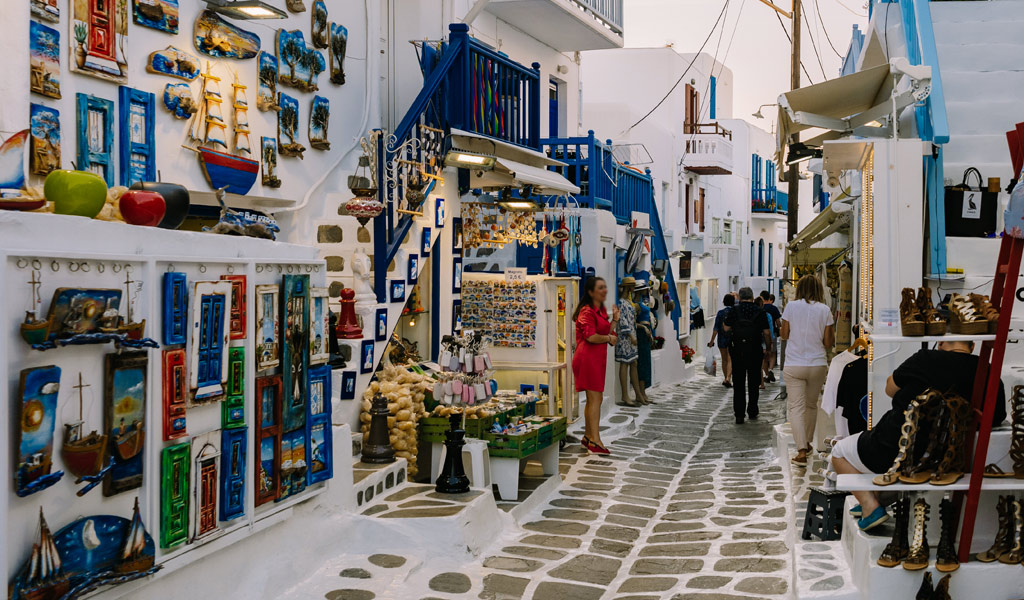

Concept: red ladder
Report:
left=957, top=122, right=1024, bottom=562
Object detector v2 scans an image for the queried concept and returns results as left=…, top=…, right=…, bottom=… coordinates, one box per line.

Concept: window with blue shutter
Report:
left=750, top=241, right=755, bottom=276
left=118, top=86, right=155, bottom=187
left=163, top=272, right=188, bottom=346
left=76, top=93, right=115, bottom=186
left=709, top=76, right=717, bottom=120
left=758, top=240, right=765, bottom=277
left=197, top=295, right=226, bottom=388
left=220, top=427, right=246, bottom=521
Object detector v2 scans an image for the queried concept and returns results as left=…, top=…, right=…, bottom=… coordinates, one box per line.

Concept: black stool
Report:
left=802, top=487, right=850, bottom=541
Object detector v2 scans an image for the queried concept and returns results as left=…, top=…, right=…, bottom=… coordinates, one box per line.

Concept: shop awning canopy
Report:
left=787, top=203, right=851, bottom=256
left=450, top=129, right=580, bottom=195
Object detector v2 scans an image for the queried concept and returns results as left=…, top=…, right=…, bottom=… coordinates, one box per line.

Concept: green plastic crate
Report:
left=418, top=416, right=450, bottom=444
left=483, top=429, right=539, bottom=458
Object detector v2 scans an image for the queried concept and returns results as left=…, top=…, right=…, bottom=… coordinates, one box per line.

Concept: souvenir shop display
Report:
left=223, top=347, right=246, bottom=428
left=118, top=189, right=165, bottom=227
left=309, top=287, right=330, bottom=365
left=375, top=307, right=388, bottom=342
left=407, top=254, right=419, bottom=284
left=160, top=441, right=190, bottom=548
left=256, top=284, right=281, bottom=371
left=435, top=198, right=446, bottom=228
left=30, top=104, right=60, bottom=176
left=30, top=20, right=61, bottom=99
left=422, top=227, right=432, bottom=256
left=359, top=365, right=432, bottom=475
left=63, top=373, right=113, bottom=496
left=336, top=287, right=363, bottom=339
left=189, top=280, right=232, bottom=402
left=32, top=0, right=59, bottom=22
left=309, top=96, right=331, bottom=150
left=15, top=365, right=64, bottom=497
left=220, top=427, right=247, bottom=521
left=194, top=11, right=260, bottom=60
left=461, top=280, right=538, bottom=348
left=187, top=64, right=259, bottom=196
left=277, top=93, right=306, bottom=158
left=9, top=501, right=159, bottom=600
left=147, top=46, right=201, bottom=81
left=255, top=374, right=282, bottom=507
left=221, top=275, right=247, bottom=340
left=19, top=270, right=48, bottom=345
left=134, top=0, right=179, bottom=34
left=0, top=129, right=29, bottom=197
left=162, top=348, right=188, bottom=440
left=70, top=0, right=129, bottom=82
left=104, top=352, right=148, bottom=496
left=164, top=83, right=198, bottom=120
left=129, top=182, right=191, bottom=229
left=257, top=52, right=281, bottom=112
left=461, top=202, right=541, bottom=250
left=203, top=186, right=280, bottom=239
left=452, top=259, right=462, bottom=293
left=189, top=431, right=221, bottom=540
left=262, top=137, right=283, bottom=187
left=311, top=0, right=328, bottom=47
left=276, top=29, right=325, bottom=93
left=27, top=280, right=158, bottom=351
left=340, top=371, right=357, bottom=400
left=118, top=86, right=156, bottom=188
left=388, top=333, right=421, bottom=365
left=279, top=429, right=307, bottom=499
left=306, top=365, right=333, bottom=484
left=390, top=280, right=406, bottom=302
left=344, top=146, right=382, bottom=227
left=329, top=23, right=348, bottom=85
left=286, top=0, right=306, bottom=13
left=360, top=339, right=375, bottom=374
left=163, top=272, right=189, bottom=345
left=281, top=274, right=311, bottom=433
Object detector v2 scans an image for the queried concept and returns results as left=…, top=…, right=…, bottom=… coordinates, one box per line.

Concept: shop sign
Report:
left=505, top=268, right=527, bottom=283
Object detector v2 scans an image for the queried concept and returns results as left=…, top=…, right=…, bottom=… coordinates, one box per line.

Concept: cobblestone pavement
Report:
left=300, top=372, right=801, bottom=600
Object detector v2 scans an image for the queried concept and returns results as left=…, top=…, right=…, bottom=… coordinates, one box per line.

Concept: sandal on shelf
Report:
left=949, top=293, right=989, bottom=335
left=969, top=293, right=1000, bottom=334
left=997, top=499, right=1023, bottom=565
left=874, top=397, right=922, bottom=486
left=977, top=495, right=1015, bottom=562
left=930, top=393, right=972, bottom=486
left=917, top=287, right=947, bottom=336
left=983, top=464, right=1014, bottom=478
left=900, top=288, right=926, bottom=337
left=899, top=392, right=945, bottom=484
left=1012, top=386, right=1024, bottom=478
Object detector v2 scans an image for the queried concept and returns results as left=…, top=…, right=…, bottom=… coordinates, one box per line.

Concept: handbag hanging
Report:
left=944, top=167, right=998, bottom=237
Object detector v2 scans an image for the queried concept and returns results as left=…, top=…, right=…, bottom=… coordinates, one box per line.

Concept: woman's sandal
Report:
left=874, top=398, right=922, bottom=486
left=984, top=464, right=1015, bottom=478
left=1012, top=386, right=1024, bottom=479
left=900, top=288, right=926, bottom=336
left=899, top=392, right=945, bottom=484
left=970, top=293, right=1000, bottom=334
left=917, top=287, right=948, bottom=336
left=930, top=393, right=972, bottom=486
left=949, top=293, right=989, bottom=335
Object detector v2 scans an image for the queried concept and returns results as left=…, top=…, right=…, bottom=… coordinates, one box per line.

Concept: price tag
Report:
left=505, top=268, right=527, bottom=283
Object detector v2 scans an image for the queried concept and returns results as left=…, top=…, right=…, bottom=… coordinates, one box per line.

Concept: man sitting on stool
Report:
left=831, top=340, right=1006, bottom=530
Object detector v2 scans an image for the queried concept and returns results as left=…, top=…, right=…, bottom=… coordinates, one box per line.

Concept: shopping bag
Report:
left=703, top=349, right=716, bottom=376
left=945, top=167, right=998, bottom=237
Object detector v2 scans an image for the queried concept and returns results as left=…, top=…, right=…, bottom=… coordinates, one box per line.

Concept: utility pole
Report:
left=787, top=0, right=801, bottom=242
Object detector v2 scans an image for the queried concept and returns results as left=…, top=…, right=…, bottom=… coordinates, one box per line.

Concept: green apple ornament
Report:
left=43, top=170, right=107, bottom=218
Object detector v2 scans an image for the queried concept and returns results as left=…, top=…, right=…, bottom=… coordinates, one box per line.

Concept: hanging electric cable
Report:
left=801, top=6, right=828, bottom=79
left=774, top=8, right=815, bottom=84
left=815, top=0, right=844, bottom=59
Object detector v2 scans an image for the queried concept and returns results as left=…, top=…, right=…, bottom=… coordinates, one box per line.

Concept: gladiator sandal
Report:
left=900, top=392, right=946, bottom=484
left=931, top=574, right=952, bottom=600
left=935, top=497, right=960, bottom=572
left=903, top=497, right=931, bottom=571
left=969, top=292, right=1000, bottom=334
left=977, top=495, right=1015, bottom=562
left=914, top=572, right=933, bottom=600
left=930, top=393, right=973, bottom=486
left=949, top=293, right=988, bottom=335
left=877, top=495, right=911, bottom=568
left=900, top=288, right=926, bottom=336
left=873, top=398, right=923, bottom=486
left=998, top=499, right=1023, bottom=565
left=917, top=287, right=947, bottom=336
left=1012, top=386, right=1024, bottom=479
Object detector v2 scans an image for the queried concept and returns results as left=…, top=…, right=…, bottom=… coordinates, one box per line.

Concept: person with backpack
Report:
left=723, top=287, right=772, bottom=424
left=760, top=291, right=782, bottom=382
left=780, top=274, right=835, bottom=466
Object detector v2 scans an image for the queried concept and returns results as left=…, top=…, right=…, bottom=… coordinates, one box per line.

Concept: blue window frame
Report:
left=768, top=243, right=773, bottom=276
left=76, top=93, right=115, bottom=186
left=750, top=241, right=755, bottom=277
left=758, top=240, right=765, bottom=277
left=197, top=294, right=226, bottom=388
left=709, top=76, right=717, bottom=120
left=549, top=79, right=559, bottom=138
left=118, top=86, right=156, bottom=187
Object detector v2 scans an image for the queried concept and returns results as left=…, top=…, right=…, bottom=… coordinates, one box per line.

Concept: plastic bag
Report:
left=703, top=348, right=716, bottom=376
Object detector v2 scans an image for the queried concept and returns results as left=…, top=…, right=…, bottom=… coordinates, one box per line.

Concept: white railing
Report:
left=572, top=0, right=623, bottom=34
left=684, top=134, right=734, bottom=172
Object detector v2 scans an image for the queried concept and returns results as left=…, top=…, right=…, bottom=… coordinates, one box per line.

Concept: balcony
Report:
left=752, top=190, right=788, bottom=216
left=486, top=0, right=624, bottom=51
left=682, top=123, right=733, bottom=175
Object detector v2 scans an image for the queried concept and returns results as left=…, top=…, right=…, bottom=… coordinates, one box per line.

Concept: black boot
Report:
left=931, top=574, right=952, bottom=600
left=915, top=572, right=933, bottom=600
left=877, top=495, right=910, bottom=567
left=977, top=495, right=1014, bottom=562
left=903, top=498, right=930, bottom=571
left=936, top=497, right=960, bottom=572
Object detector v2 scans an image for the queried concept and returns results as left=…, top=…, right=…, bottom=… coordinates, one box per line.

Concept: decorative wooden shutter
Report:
left=76, top=93, right=114, bottom=186
left=161, top=442, right=190, bottom=548
left=118, top=85, right=155, bottom=187
left=220, top=427, right=247, bottom=521
left=163, top=272, right=188, bottom=345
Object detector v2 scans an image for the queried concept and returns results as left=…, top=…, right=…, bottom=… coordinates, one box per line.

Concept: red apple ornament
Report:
left=119, top=190, right=166, bottom=227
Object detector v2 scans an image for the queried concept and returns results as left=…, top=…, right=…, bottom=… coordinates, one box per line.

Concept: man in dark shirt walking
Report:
left=760, top=291, right=782, bottom=381
left=724, top=287, right=772, bottom=424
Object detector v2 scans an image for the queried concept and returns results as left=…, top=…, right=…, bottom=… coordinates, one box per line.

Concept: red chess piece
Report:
left=336, top=287, right=363, bottom=339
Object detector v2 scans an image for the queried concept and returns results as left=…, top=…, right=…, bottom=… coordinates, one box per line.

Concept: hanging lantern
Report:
left=344, top=154, right=381, bottom=227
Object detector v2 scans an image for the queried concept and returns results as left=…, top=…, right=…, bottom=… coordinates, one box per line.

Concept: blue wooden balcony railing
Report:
left=752, top=189, right=787, bottom=214
left=373, top=23, right=543, bottom=303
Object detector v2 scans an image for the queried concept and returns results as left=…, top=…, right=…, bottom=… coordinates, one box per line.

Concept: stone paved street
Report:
left=294, top=372, right=800, bottom=599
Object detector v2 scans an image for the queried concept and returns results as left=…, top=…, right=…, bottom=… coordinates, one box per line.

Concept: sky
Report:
left=622, top=0, right=867, bottom=133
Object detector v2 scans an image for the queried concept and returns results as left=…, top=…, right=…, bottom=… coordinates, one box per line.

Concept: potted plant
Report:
left=681, top=345, right=695, bottom=364
left=73, top=22, right=87, bottom=69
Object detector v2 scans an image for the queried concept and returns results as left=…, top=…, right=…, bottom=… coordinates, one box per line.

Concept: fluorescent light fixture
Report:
left=786, top=142, right=821, bottom=166
left=205, top=0, right=287, bottom=19
left=445, top=149, right=496, bottom=170
left=498, top=200, right=541, bottom=211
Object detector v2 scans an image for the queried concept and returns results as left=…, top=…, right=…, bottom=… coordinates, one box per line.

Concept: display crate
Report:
left=483, top=429, right=539, bottom=458
left=418, top=416, right=451, bottom=443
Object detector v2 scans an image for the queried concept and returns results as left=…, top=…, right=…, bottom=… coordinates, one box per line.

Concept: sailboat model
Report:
left=62, top=373, right=108, bottom=480
left=115, top=498, right=155, bottom=574
left=186, top=63, right=259, bottom=195
left=21, top=509, right=70, bottom=600
left=20, top=270, right=50, bottom=345
left=122, top=271, right=146, bottom=341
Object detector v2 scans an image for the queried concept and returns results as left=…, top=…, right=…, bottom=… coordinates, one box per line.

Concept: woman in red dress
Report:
left=572, top=277, right=620, bottom=455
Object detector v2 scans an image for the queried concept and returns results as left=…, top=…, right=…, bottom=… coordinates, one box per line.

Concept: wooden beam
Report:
left=757, top=0, right=792, bottom=19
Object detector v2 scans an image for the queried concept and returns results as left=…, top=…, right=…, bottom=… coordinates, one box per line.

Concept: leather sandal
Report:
left=877, top=495, right=910, bottom=568
left=899, top=392, right=945, bottom=484
left=900, top=288, right=926, bottom=336
left=949, top=293, right=988, bottom=335
left=874, top=398, right=922, bottom=486
left=997, top=499, right=1023, bottom=564
left=930, top=393, right=972, bottom=486
left=977, top=495, right=1016, bottom=562
left=917, top=287, right=947, bottom=336
left=903, top=498, right=931, bottom=571
left=983, top=464, right=1014, bottom=478
left=969, top=293, right=1000, bottom=333
left=1012, top=386, right=1024, bottom=479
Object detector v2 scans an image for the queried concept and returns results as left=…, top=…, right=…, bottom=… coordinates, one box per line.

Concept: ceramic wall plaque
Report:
left=340, top=371, right=356, bottom=400
left=194, top=10, right=260, bottom=60
left=160, top=441, right=189, bottom=548
left=261, top=136, right=281, bottom=188
left=146, top=46, right=200, bottom=81
left=407, top=253, right=419, bottom=284
left=16, top=365, right=64, bottom=497
left=311, top=0, right=328, bottom=48
left=222, top=347, right=245, bottom=428
left=163, top=83, right=197, bottom=120
left=29, top=103, right=60, bottom=175
left=162, top=272, right=188, bottom=345
left=162, top=348, right=187, bottom=441
left=134, top=0, right=179, bottom=34
left=390, top=280, right=405, bottom=303
left=118, top=86, right=156, bottom=187
left=255, top=374, right=282, bottom=506
left=190, top=431, right=221, bottom=541
left=256, top=52, right=280, bottom=111
left=375, top=308, right=387, bottom=342
left=255, top=284, right=280, bottom=371
left=220, top=274, right=247, bottom=340
left=0, top=130, right=28, bottom=193
left=359, top=339, right=374, bottom=374
left=70, top=0, right=128, bottom=82
left=220, top=427, right=247, bottom=521
left=276, top=29, right=325, bottom=93
left=104, top=352, right=147, bottom=497
left=281, top=274, right=310, bottom=432
left=309, top=95, right=330, bottom=151
left=30, top=21, right=61, bottom=99
left=189, top=281, right=232, bottom=402
left=277, top=93, right=305, bottom=158
left=31, top=0, right=59, bottom=22
left=309, top=287, right=329, bottom=365
left=421, top=227, right=431, bottom=257
left=76, top=93, right=115, bottom=186
left=329, top=23, right=347, bottom=85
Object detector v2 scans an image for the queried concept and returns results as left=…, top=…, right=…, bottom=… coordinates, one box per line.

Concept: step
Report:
left=940, top=71, right=1024, bottom=101
left=944, top=100, right=1024, bottom=136
left=930, top=0, right=1024, bottom=25
left=352, top=459, right=409, bottom=508
left=935, top=42, right=1024, bottom=74
left=933, top=20, right=1024, bottom=44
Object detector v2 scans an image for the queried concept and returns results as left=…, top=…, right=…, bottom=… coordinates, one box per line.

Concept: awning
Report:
left=449, top=129, right=564, bottom=167
left=787, top=203, right=851, bottom=254
left=472, top=158, right=581, bottom=195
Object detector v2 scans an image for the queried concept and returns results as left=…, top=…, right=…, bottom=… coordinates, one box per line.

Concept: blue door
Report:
left=220, top=427, right=246, bottom=521
left=548, top=80, right=559, bottom=138
left=163, top=272, right=188, bottom=346
left=197, top=295, right=226, bottom=389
